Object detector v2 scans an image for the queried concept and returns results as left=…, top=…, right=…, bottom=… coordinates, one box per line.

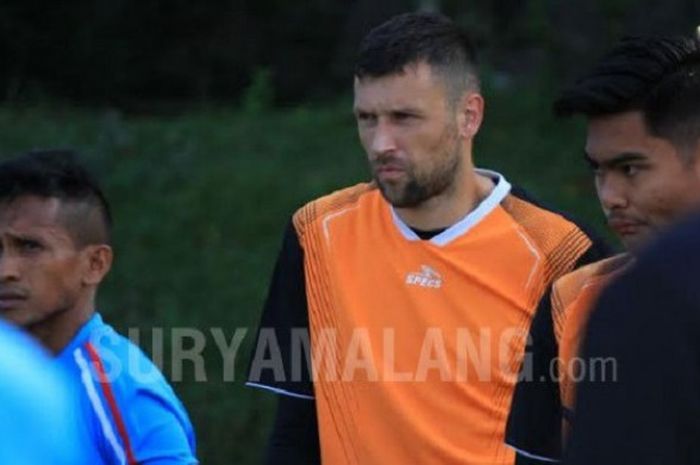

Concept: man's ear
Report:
left=457, top=91, right=485, bottom=140
left=81, top=245, right=113, bottom=286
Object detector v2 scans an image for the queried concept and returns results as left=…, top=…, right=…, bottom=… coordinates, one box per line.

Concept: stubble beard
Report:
left=374, top=128, right=462, bottom=209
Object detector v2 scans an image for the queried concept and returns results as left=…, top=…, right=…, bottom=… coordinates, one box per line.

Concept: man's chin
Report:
left=377, top=181, right=430, bottom=209
left=0, top=312, right=28, bottom=328
left=381, top=192, right=420, bottom=209
left=377, top=183, right=406, bottom=207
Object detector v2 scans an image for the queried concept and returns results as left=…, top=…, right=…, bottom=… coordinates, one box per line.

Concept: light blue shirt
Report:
left=0, top=319, right=82, bottom=465
left=57, top=313, right=198, bottom=464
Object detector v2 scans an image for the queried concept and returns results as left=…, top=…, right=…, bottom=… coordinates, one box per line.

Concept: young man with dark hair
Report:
left=506, top=35, right=700, bottom=464
left=247, top=12, right=607, bottom=465
left=0, top=150, right=198, bottom=464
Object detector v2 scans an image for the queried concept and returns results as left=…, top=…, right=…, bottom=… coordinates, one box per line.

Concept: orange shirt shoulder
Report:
left=552, top=254, right=630, bottom=413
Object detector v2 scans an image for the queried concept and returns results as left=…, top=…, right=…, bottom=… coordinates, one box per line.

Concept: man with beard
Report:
left=246, top=12, right=608, bottom=465
left=506, top=35, right=700, bottom=464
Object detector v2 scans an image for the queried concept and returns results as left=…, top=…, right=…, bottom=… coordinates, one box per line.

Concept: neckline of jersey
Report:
left=389, top=168, right=512, bottom=247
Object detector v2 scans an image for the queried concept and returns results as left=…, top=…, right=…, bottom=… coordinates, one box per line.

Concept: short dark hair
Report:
left=554, top=35, right=700, bottom=150
left=355, top=12, right=479, bottom=95
left=0, top=150, right=112, bottom=246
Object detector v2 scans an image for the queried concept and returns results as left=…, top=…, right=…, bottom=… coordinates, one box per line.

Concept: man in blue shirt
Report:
left=0, top=317, right=81, bottom=465
left=0, top=150, right=198, bottom=464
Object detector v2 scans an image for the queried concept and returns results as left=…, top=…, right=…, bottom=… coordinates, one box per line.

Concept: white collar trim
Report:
left=390, top=168, right=511, bottom=246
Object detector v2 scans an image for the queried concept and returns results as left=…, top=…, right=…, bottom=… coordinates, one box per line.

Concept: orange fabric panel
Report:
left=501, top=195, right=594, bottom=289
left=296, top=186, right=592, bottom=465
left=552, top=255, right=630, bottom=413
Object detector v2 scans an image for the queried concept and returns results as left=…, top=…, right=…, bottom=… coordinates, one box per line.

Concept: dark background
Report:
left=3, top=0, right=698, bottom=109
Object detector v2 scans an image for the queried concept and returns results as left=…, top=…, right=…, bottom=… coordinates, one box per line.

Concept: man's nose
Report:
left=597, top=174, right=629, bottom=212
left=370, top=121, right=398, bottom=155
left=0, top=254, right=20, bottom=282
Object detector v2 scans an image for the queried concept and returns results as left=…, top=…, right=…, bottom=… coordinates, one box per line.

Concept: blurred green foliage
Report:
left=0, top=75, right=616, bottom=463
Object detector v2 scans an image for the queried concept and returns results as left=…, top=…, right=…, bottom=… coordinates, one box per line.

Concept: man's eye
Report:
left=18, top=239, right=42, bottom=251
left=392, top=112, right=415, bottom=122
left=356, top=112, right=376, bottom=124
left=621, top=165, right=639, bottom=177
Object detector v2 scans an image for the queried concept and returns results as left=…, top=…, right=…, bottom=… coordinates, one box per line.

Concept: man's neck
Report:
left=30, top=301, right=95, bottom=355
left=395, top=170, right=495, bottom=231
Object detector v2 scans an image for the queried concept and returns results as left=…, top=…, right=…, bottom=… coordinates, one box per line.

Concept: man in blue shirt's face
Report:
left=0, top=151, right=113, bottom=355
left=0, top=196, right=113, bottom=353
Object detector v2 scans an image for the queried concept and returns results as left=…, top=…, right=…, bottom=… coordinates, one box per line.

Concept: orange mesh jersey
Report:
left=551, top=254, right=630, bottom=417
left=292, top=173, right=593, bottom=465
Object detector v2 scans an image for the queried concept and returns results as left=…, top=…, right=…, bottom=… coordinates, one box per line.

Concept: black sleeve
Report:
left=565, top=224, right=700, bottom=465
left=264, top=396, right=321, bottom=465
left=246, top=219, right=313, bottom=397
left=247, top=220, right=322, bottom=464
left=506, top=240, right=611, bottom=463
left=506, top=289, right=563, bottom=463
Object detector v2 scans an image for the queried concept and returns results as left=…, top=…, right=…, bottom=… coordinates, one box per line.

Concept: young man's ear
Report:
left=457, top=92, right=485, bottom=140
left=82, top=245, right=113, bottom=286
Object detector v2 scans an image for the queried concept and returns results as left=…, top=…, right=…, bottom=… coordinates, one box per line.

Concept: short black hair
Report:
left=554, top=35, right=700, bottom=150
left=0, top=149, right=112, bottom=246
left=355, top=12, right=479, bottom=95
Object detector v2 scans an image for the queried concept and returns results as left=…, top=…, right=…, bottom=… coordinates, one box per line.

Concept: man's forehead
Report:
left=0, top=196, right=66, bottom=231
left=585, top=112, right=661, bottom=156
left=353, top=63, right=447, bottom=109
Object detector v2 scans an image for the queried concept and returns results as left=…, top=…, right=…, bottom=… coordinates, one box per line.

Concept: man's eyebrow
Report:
left=3, top=231, right=43, bottom=243
left=353, top=104, right=424, bottom=114
left=390, top=107, right=423, bottom=115
left=584, top=152, right=648, bottom=168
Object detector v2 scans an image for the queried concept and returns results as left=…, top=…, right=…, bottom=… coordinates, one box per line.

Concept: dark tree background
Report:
left=1, top=0, right=698, bottom=109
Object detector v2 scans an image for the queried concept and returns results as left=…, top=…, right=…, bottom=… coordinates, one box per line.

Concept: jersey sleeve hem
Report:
left=506, top=443, right=561, bottom=463
left=246, top=382, right=315, bottom=400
